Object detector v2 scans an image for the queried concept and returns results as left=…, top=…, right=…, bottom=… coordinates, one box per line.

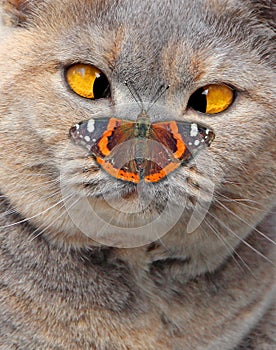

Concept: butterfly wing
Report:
left=70, top=117, right=135, bottom=156
left=70, top=117, right=215, bottom=183
left=142, top=121, right=215, bottom=181
left=150, top=120, right=215, bottom=162
left=98, top=139, right=140, bottom=183
left=70, top=117, right=140, bottom=183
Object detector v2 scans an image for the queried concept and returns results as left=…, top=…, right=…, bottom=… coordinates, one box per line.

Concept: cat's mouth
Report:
left=120, top=187, right=139, bottom=200
left=59, top=158, right=216, bottom=247
left=61, top=152, right=214, bottom=211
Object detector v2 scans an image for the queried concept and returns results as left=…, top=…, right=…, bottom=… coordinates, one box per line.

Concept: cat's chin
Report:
left=59, top=173, right=219, bottom=249
left=59, top=181, right=186, bottom=247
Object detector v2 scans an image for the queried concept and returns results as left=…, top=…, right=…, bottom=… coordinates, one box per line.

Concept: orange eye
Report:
left=66, top=63, right=110, bottom=99
left=188, top=84, right=235, bottom=114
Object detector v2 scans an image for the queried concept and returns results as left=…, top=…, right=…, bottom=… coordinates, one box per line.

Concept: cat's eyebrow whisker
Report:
left=146, top=84, right=170, bottom=113
left=207, top=210, right=275, bottom=267
left=124, top=80, right=145, bottom=111
left=205, top=218, right=256, bottom=278
left=214, top=198, right=276, bottom=245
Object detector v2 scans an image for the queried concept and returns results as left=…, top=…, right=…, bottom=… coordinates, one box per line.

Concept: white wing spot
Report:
left=206, top=128, right=210, bottom=135
left=87, top=119, right=95, bottom=133
left=190, top=123, right=198, bottom=137
left=194, top=139, right=200, bottom=146
left=84, top=136, right=91, bottom=142
left=76, top=124, right=80, bottom=130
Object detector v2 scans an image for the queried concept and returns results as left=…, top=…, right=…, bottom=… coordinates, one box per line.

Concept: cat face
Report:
left=0, top=0, right=275, bottom=262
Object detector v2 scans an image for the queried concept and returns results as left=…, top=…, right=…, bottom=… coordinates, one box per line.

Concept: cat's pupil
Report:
left=188, top=87, right=207, bottom=113
left=93, top=73, right=111, bottom=99
left=188, top=84, right=234, bottom=114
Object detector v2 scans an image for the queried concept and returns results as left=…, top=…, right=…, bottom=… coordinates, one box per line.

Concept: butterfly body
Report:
left=70, top=112, right=215, bottom=183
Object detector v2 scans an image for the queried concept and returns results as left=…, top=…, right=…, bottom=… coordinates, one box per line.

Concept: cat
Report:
left=0, top=0, right=275, bottom=349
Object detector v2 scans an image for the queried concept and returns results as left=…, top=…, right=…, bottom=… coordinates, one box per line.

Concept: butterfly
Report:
left=69, top=110, right=215, bottom=183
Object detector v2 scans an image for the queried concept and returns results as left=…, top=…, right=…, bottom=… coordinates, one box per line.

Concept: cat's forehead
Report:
left=25, top=0, right=273, bottom=97
left=58, top=0, right=226, bottom=51
left=45, top=1, right=236, bottom=86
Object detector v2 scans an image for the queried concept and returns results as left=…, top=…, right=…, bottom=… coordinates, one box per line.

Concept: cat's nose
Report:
left=69, top=115, right=215, bottom=183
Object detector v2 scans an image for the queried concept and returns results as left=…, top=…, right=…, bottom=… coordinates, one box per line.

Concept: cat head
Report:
left=0, top=0, right=275, bottom=270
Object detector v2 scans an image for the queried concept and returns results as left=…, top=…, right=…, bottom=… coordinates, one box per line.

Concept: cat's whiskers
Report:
left=0, top=182, right=62, bottom=219
left=213, top=198, right=276, bottom=245
left=23, top=187, right=63, bottom=211
left=215, top=191, right=276, bottom=213
left=204, top=217, right=256, bottom=277
left=211, top=151, right=258, bottom=183
left=0, top=192, right=73, bottom=229
left=0, top=168, right=82, bottom=242
left=206, top=210, right=275, bottom=267
left=29, top=194, right=80, bottom=243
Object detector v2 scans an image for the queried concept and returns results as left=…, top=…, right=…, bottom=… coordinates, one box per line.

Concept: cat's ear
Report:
left=1, top=0, right=43, bottom=27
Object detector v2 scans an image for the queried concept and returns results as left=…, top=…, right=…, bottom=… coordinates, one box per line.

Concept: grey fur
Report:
left=0, top=0, right=275, bottom=349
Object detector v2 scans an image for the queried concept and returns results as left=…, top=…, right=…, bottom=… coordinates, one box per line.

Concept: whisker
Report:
left=0, top=193, right=73, bottom=229
left=124, top=80, right=144, bottom=110
left=205, top=218, right=256, bottom=277
left=146, top=84, right=170, bottom=112
left=207, top=210, right=275, bottom=267
left=214, top=198, right=276, bottom=245
left=215, top=191, right=272, bottom=212
left=29, top=195, right=79, bottom=242
left=0, top=180, right=62, bottom=219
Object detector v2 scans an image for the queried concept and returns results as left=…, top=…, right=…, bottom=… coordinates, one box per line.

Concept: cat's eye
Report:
left=66, top=63, right=111, bottom=99
left=188, top=84, right=234, bottom=114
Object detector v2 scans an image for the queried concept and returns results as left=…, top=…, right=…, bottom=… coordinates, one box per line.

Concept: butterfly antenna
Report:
left=124, top=81, right=145, bottom=110
left=147, top=84, right=170, bottom=112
